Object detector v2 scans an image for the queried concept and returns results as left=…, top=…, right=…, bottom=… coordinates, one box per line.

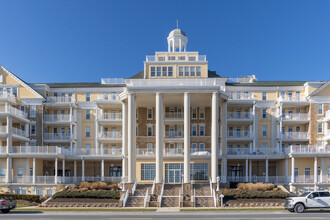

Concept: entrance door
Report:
left=168, top=169, right=182, bottom=183
left=110, top=167, right=122, bottom=177
left=229, top=166, right=243, bottom=182
left=169, top=128, right=175, bottom=138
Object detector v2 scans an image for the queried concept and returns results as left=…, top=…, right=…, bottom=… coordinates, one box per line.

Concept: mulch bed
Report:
left=48, top=198, right=119, bottom=204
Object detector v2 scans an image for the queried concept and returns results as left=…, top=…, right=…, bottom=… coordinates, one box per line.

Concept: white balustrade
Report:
left=99, top=113, right=122, bottom=120
left=281, top=113, right=309, bottom=121
left=12, top=127, right=28, bottom=137
left=164, top=112, right=184, bottom=119
left=165, top=131, right=183, bottom=138
left=46, top=96, right=75, bottom=103
left=99, top=131, right=122, bottom=139
left=44, top=114, right=71, bottom=122
left=44, top=133, right=71, bottom=140
left=227, top=112, right=253, bottom=119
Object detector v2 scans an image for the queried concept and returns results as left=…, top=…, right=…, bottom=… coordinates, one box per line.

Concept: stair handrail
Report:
left=209, top=176, right=213, bottom=196
left=213, top=188, right=217, bottom=207
left=178, top=188, right=181, bottom=208
left=144, top=189, right=149, bottom=208
left=151, top=178, right=156, bottom=194
left=194, top=188, right=196, bottom=207
left=132, top=179, right=137, bottom=196
left=159, top=181, right=165, bottom=207
left=123, top=189, right=129, bottom=207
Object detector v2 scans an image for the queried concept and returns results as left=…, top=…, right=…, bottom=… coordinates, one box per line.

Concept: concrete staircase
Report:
left=125, top=183, right=152, bottom=207
left=163, top=184, right=181, bottom=196
left=195, top=197, right=214, bottom=207
left=162, top=197, right=179, bottom=207
left=125, top=197, right=145, bottom=207
left=133, top=184, right=152, bottom=196
left=193, top=183, right=214, bottom=207
left=194, top=183, right=211, bottom=196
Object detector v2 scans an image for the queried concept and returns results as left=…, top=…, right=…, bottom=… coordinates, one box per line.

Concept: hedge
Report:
left=52, top=190, right=120, bottom=200
left=220, top=189, right=292, bottom=199
left=0, top=194, right=40, bottom=203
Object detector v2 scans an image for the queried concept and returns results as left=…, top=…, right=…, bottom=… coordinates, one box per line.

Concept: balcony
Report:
left=98, top=113, right=122, bottom=124
left=191, top=148, right=211, bottom=156
left=228, top=94, right=255, bottom=101
left=164, top=148, right=184, bottom=156
left=78, top=148, right=122, bottom=157
left=280, top=113, right=309, bottom=122
left=325, top=130, right=330, bottom=141
left=137, top=148, right=155, bottom=157
left=164, top=131, right=184, bottom=139
left=46, top=96, right=75, bottom=103
left=325, top=110, right=330, bottom=122
left=98, top=131, right=122, bottom=142
left=164, top=112, right=184, bottom=121
left=0, top=92, right=16, bottom=103
left=227, top=147, right=289, bottom=156
left=227, top=131, right=253, bottom=141
left=12, top=127, right=29, bottom=139
left=227, top=112, right=254, bottom=122
left=44, top=114, right=73, bottom=124
left=96, top=94, right=121, bottom=105
left=227, top=176, right=289, bottom=184
left=44, top=133, right=72, bottom=142
left=145, top=55, right=206, bottom=62
left=278, top=132, right=309, bottom=141
left=293, top=175, right=315, bottom=184
left=290, top=145, right=330, bottom=154
left=0, top=105, right=28, bottom=120
left=278, top=95, right=307, bottom=102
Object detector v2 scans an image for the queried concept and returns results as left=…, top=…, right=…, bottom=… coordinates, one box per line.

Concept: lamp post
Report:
left=216, top=176, right=220, bottom=191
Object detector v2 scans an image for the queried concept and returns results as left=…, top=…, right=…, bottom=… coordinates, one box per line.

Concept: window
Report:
left=190, top=163, right=208, bottom=181
left=17, top=167, right=23, bottom=176
left=179, top=67, right=184, bottom=76
left=156, top=67, right=161, bottom=76
left=162, top=67, right=167, bottom=76
left=192, top=124, right=197, bottom=136
left=228, top=127, right=233, bottom=137
left=86, top=127, right=90, bottom=137
left=147, top=143, right=153, bottom=153
left=136, top=108, right=139, bottom=119
left=111, top=145, right=116, bottom=154
left=158, top=56, right=165, bottom=61
left=30, top=124, right=36, bottom=136
left=178, top=56, right=185, bottom=61
left=184, top=66, right=189, bottom=76
left=317, top=140, right=323, bottom=147
left=228, top=145, right=233, bottom=154
left=244, top=108, right=249, bottom=119
left=196, top=66, right=201, bottom=76
left=147, top=125, right=153, bottom=136
left=229, top=92, right=233, bottom=99
left=199, top=143, right=205, bottom=151
left=0, top=167, right=6, bottom=176
left=85, top=110, right=90, bottom=120
left=304, top=168, right=311, bottom=177
left=199, top=125, right=205, bottom=136
left=236, top=92, right=241, bottom=100
left=317, top=122, right=323, bottom=134
left=244, top=126, right=249, bottom=137
left=111, top=92, right=116, bottom=100
left=262, top=109, right=267, bottom=119
left=30, top=105, right=36, bottom=117
left=236, top=128, right=241, bottom=137
left=86, top=92, right=91, bottom=102
left=288, top=91, right=293, bottom=100
left=168, top=56, right=175, bottom=61
left=244, top=91, right=249, bottom=99
left=191, top=143, right=197, bottom=153
left=294, top=168, right=298, bottom=177
left=318, top=104, right=323, bottom=115
left=262, top=143, right=267, bottom=154
left=199, top=108, right=205, bottom=119
left=319, top=192, right=330, bottom=197
left=236, top=144, right=241, bottom=153
left=168, top=67, right=173, bottom=76
left=13, top=87, right=18, bottom=97
left=141, top=164, right=156, bottom=181
left=262, top=125, right=267, bottom=137
left=147, top=108, right=153, bottom=119
left=150, top=67, right=155, bottom=77
left=236, top=109, right=241, bottom=119
left=280, top=91, right=285, bottom=99
left=188, top=56, right=196, bottom=61
left=46, top=189, right=53, bottom=197
left=262, top=91, right=267, bottom=100
left=192, top=108, right=197, bottom=119
left=85, top=144, right=91, bottom=154
left=296, top=91, right=301, bottom=101
left=190, top=67, right=195, bottom=76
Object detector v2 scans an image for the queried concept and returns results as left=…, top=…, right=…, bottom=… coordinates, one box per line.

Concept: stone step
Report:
left=195, top=197, right=214, bottom=207
left=161, top=197, right=179, bottom=207
left=125, top=197, right=145, bottom=207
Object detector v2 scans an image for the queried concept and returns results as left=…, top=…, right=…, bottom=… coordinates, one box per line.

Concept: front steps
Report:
left=193, top=183, right=215, bottom=207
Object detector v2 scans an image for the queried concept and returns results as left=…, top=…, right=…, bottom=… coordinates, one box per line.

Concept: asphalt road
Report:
left=2, top=210, right=330, bottom=220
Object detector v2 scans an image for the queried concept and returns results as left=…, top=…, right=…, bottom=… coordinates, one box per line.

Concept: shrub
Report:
left=237, top=183, right=275, bottom=191
left=219, top=189, right=291, bottom=199
left=0, top=194, right=40, bottom=203
left=52, top=190, right=120, bottom=200
left=79, top=182, right=92, bottom=189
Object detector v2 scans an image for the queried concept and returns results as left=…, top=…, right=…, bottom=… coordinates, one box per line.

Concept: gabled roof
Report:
left=0, top=66, right=45, bottom=100
left=307, top=80, right=330, bottom=97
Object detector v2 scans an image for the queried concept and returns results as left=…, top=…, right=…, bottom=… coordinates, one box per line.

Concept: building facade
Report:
left=0, top=28, right=329, bottom=196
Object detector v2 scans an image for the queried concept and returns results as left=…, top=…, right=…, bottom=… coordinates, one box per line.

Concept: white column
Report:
left=6, top=157, right=11, bottom=183
left=221, top=101, right=227, bottom=155
left=82, top=160, right=85, bottom=181
left=101, top=160, right=104, bottom=181
left=156, top=93, right=163, bottom=183
left=25, top=158, right=29, bottom=177
left=127, top=93, right=136, bottom=183
left=55, top=158, right=58, bottom=184
left=291, top=157, right=295, bottom=183
left=95, top=106, right=99, bottom=154
left=179, top=38, right=182, bottom=52
left=25, top=123, right=29, bottom=137
left=211, top=92, right=219, bottom=183
left=314, top=157, right=318, bottom=183
left=265, top=158, right=269, bottom=182
left=321, top=158, right=325, bottom=183
left=74, top=160, right=77, bottom=183
left=249, top=160, right=252, bottom=182
left=62, top=159, right=65, bottom=178
left=184, top=92, right=190, bottom=183
left=222, top=158, right=227, bottom=183
left=6, top=116, right=12, bottom=154
left=285, top=158, right=288, bottom=182
left=245, top=159, right=248, bottom=182
left=253, top=104, right=257, bottom=150
left=32, top=157, right=36, bottom=184
left=122, top=101, right=128, bottom=179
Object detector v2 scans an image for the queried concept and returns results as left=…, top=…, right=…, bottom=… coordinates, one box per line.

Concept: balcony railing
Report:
left=278, top=95, right=307, bottom=102
left=146, top=55, right=206, bottom=62
left=228, top=94, right=254, bottom=100
left=46, top=96, right=75, bottom=103
left=293, top=175, right=314, bottom=183
left=191, top=148, right=211, bottom=156
left=98, top=113, right=122, bottom=121
left=0, top=106, right=28, bottom=118
left=0, top=92, right=16, bottom=100
left=281, top=113, right=309, bottom=121
left=11, top=146, right=58, bottom=154
left=325, top=110, right=330, bottom=121
left=164, top=112, right=184, bottom=119
left=78, top=148, right=122, bottom=156
left=0, top=126, right=7, bottom=133
left=137, top=148, right=155, bottom=156
left=164, top=148, right=184, bottom=156
left=227, top=176, right=289, bottom=183
left=44, top=114, right=71, bottom=122
left=99, top=131, right=122, bottom=139
left=96, top=94, right=120, bottom=101
left=290, top=145, right=330, bottom=154
left=227, top=147, right=289, bottom=156
left=227, top=131, right=252, bottom=138
left=279, top=132, right=309, bottom=139
left=44, top=133, right=71, bottom=140
left=227, top=112, right=253, bottom=120
left=165, top=131, right=183, bottom=138
left=12, top=127, right=28, bottom=137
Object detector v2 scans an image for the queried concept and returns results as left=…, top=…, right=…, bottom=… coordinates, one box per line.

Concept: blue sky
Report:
left=0, top=0, right=329, bottom=83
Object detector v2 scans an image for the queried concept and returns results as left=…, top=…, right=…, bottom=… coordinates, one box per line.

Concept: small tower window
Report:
left=196, top=66, right=201, bottom=76
left=156, top=67, right=161, bottom=76
left=150, top=67, right=155, bottom=77
left=168, top=67, right=173, bottom=77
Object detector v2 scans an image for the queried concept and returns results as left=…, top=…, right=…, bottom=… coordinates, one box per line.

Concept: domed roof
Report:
left=168, top=29, right=186, bottom=37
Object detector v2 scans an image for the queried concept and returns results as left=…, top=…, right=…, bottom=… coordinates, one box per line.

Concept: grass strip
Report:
left=180, top=208, right=285, bottom=212
left=13, top=208, right=157, bottom=212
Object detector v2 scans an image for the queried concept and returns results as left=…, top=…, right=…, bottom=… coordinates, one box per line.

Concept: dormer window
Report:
left=162, top=67, right=167, bottom=77
left=178, top=56, right=185, bottom=61
left=158, top=56, right=165, bottom=61
left=184, top=67, right=189, bottom=76
left=190, top=67, right=195, bottom=76
left=168, top=56, right=175, bottom=61
left=156, top=67, right=161, bottom=76
left=188, top=57, right=196, bottom=61
left=179, top=67, right=184, bottom=76
left=168, top=67, right=173, bottom=77
left=151, top=67, right=155, bottom=77
left=196, top=67, right=201, bottom=76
